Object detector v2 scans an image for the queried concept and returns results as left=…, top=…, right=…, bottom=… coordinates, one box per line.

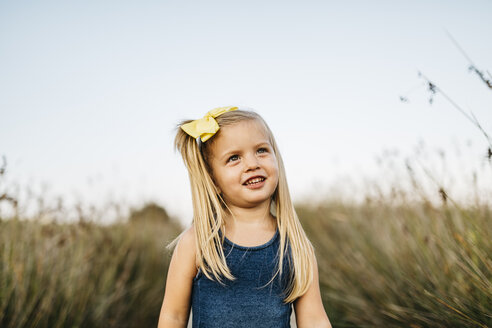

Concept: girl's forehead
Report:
left=221, top=120, right=268, bottom=139
left=211, top=120, right=270, bottom=150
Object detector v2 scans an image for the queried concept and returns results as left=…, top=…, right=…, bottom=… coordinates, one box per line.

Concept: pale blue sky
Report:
left=1, top=0, right=491, bottom=222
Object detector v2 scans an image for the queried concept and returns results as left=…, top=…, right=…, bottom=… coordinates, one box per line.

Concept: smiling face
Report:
left=208, top=119, right=279, bottom=210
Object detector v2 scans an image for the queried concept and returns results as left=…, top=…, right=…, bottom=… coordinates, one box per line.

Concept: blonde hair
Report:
left=169, top=109, right=315, bottom=303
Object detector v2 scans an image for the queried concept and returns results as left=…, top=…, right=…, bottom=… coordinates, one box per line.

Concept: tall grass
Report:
left=0, top=204, right=182, bottom=328
left=298, top=199, right=492, bottom=328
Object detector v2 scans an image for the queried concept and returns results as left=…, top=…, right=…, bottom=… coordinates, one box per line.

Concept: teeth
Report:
left=245, top=177, right=265, bottom=185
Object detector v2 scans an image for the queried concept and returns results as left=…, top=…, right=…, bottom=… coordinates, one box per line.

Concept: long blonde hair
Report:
left=169, top=109, right=315, bottom=303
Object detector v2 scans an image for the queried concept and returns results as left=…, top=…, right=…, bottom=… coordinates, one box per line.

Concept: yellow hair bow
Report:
left=180, top=106, right=238, bottom=142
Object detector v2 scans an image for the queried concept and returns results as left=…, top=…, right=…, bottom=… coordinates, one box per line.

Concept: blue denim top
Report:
left=191, top=227, right=293, bottom=327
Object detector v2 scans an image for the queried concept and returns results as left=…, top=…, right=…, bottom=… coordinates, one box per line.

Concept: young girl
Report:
left=157, top=107, right=332, bottom=328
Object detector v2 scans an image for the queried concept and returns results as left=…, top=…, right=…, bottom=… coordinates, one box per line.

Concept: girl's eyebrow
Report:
left=254, top=142, right=271, bottom=149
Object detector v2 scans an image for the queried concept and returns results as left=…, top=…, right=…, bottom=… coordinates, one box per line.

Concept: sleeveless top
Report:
left=191, top=227, right=293, bottom=327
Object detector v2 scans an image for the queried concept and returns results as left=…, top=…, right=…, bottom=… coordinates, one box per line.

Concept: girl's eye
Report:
left=227, top=155, right=239, bottom=162
left=257, top=148, right=268, bottom=154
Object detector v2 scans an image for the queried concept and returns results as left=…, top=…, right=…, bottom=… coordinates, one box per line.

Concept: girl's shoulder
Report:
left=176, top=225, right=199, bottom=271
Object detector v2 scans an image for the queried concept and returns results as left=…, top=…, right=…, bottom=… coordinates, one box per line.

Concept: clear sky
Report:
left=1, top=0, right=491, bottom=223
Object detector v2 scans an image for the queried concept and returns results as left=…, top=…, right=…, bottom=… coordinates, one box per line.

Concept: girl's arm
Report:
left=294, top=254, right=332, bottom=328
left=157, top=226, right=198, bottom=328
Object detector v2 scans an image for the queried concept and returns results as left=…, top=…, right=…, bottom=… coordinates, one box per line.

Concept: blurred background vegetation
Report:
left=0, top=173, right=183, bottom=328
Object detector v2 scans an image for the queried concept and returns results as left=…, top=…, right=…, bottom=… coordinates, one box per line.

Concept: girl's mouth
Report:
left=243, top=177, right=266, bottom=188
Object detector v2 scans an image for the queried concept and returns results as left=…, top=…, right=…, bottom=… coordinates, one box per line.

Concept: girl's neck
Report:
left=224, top=201, right=276, bottom=232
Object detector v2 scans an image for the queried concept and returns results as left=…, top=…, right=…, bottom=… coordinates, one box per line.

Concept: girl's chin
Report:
left=241, top=196, right=274, bottom=208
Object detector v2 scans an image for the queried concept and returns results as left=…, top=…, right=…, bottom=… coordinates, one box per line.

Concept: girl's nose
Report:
left=244, top=154, right=260, bottom=171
